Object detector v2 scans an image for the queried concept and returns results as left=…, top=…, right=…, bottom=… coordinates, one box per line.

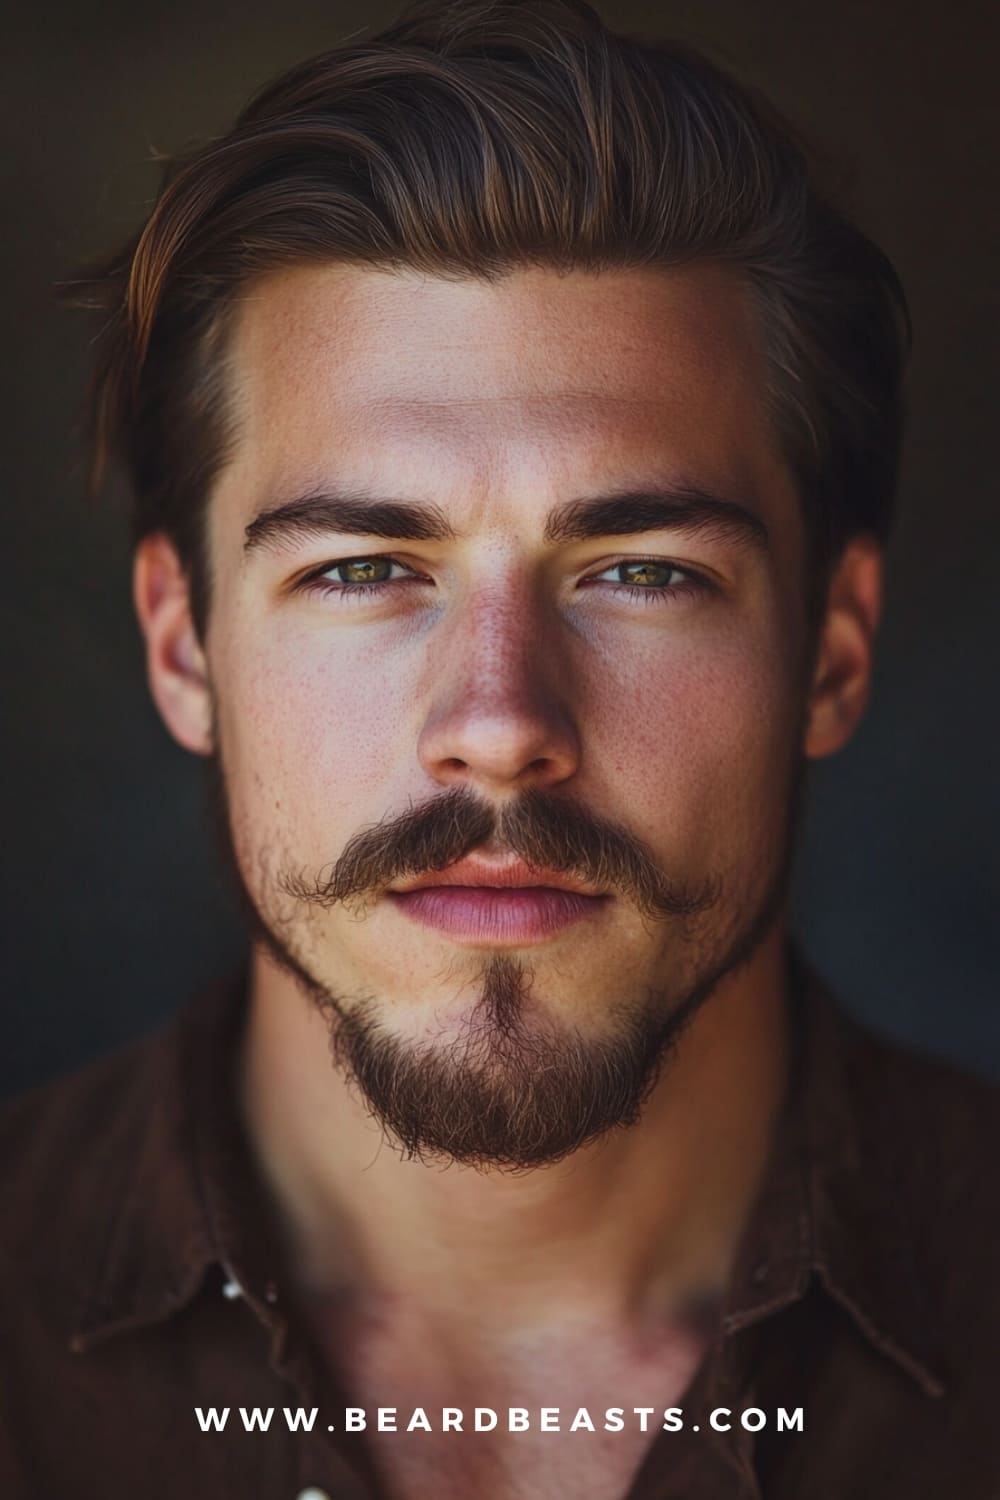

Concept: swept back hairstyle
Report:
left=65, top=0, right=910, bottom=640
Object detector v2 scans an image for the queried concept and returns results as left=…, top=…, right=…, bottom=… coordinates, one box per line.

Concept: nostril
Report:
left=442, top=757, right=468, bottom=772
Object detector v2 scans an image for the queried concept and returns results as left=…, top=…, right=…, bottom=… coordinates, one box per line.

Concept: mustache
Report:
left=280, top=786, right=719, bottom=920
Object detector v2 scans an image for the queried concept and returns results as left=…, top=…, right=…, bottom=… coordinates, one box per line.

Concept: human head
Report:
left=68, top=0, right=901, bottom=1168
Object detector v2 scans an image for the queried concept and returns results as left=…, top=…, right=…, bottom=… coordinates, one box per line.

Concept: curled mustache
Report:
left=280, top=786, right=719, bottom=920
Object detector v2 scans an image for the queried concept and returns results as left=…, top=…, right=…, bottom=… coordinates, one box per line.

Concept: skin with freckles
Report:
left=159, top=263, right=814, bottom=1040
left=133, top=261, right=881, bottom=1496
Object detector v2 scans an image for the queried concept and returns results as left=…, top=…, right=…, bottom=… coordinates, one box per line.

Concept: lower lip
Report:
left=387, top=887, right=607, bottom=944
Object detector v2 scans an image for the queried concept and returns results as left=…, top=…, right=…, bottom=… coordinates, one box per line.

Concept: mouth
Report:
left=386, top=857, right=610, bottom=945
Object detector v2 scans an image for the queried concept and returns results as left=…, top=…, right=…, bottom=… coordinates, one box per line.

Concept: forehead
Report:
left=215, top=260, right=795, bottom=536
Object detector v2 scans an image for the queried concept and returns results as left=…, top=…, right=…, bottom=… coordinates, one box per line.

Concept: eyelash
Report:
left=295, top=557, right=714, bottom=605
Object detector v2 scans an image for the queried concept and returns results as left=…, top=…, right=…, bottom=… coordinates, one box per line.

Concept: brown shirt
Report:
left=1, top=945, right=998, bottom=1499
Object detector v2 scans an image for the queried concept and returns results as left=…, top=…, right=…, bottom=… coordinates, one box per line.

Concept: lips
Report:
left=387, top=857, right=609, bottom=944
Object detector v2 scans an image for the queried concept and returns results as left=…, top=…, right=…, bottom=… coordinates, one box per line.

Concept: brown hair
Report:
left=65, top=0, right=910, bottom=640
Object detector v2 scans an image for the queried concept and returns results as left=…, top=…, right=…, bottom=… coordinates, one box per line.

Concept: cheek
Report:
left=582, top=622, right=800, bottom=845
left=210, top=621, right=417, bottom=850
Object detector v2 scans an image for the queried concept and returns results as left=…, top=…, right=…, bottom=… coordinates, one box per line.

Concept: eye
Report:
left=295, top=554, right=421, bottom=598
left=328, top=556, right=411, bottom=584
left=585, top=559, right=713, bottom=600
left=601, top=561, right=679, bottom=588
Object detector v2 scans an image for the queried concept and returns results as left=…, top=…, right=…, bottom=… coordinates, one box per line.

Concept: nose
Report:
left=416, top=588, right=581, bottom=795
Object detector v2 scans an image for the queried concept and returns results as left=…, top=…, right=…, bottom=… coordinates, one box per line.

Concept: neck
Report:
left=237, top=923, right=792, bottom=1337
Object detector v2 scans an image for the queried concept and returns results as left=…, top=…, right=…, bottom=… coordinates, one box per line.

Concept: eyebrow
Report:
left=543, top=488, right=768, bottom=551
left=244, top=492, right=457, bottom=552
left=243, top=483, right=768, bottom=555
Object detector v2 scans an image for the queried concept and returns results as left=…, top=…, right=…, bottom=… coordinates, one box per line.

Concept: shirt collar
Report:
left=69, top=962, right=284, bottom=1353
left=68, top=945, right=947, bottom=1400
left=721, top=943, right=946, bottom=1398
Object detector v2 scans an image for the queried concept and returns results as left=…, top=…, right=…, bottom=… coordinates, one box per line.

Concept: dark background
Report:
left=4, top=0, right=998, bottom=1097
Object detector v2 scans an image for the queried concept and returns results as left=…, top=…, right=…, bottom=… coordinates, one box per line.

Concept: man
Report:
left=2, top=1, right=997, bottom=1496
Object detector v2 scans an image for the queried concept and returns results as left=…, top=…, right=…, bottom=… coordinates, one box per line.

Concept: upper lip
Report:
left=389, top=856, right=606, bottom=897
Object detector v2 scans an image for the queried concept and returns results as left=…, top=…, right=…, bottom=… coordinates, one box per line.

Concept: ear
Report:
left=133, top=534, right=214, bottom=756
left=802, top=534, right=883, bottom=760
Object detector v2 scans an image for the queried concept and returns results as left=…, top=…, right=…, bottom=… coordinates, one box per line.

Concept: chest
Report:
left=320, top=1312, right=712, bottom=1500
left=361, top=1413, right=685, bottom=1500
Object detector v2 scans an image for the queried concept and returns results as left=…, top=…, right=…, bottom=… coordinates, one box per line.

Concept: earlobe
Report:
left=133, top=534, right=214, bottom=756
left=802, top=534, right=883, bottom=761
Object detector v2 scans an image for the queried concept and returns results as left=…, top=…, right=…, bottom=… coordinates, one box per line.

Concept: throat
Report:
left=297, top=1277, right=721, bottom=1417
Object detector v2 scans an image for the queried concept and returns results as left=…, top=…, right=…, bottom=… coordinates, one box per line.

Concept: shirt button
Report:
left=221, top=1276, right=243, bottom=1300
left=752, top=1258, right=770, bottom=1285
left=296, top=1490, right=331, bottom=1500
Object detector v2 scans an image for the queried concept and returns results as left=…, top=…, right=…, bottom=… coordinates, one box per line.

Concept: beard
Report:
left=207, top=756, right=805, bottom=1174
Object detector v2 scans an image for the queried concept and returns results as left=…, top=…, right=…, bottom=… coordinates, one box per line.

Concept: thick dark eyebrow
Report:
left=544, top=488, right=769, bottom=552
left=243, top=482, right=768, bottom=556
left=244, top=492, right=457, bottom=553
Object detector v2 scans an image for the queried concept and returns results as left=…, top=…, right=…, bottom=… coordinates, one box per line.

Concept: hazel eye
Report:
left=581, top=558, right=714, bottom=604
left=605, top=561, right=680, bottom=587
left=294, top=552, right=427, bottom=603
left=332, top=557, right=399, bottom=583
left=592, top=560, right=692, bottom=588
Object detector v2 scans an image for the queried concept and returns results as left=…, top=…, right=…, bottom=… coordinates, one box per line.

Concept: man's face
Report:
left=190, top=263, right=817, bottom=1165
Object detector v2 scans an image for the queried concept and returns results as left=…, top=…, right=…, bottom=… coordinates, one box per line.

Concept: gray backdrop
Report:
left=4, top=0, right=998, bottom=1096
